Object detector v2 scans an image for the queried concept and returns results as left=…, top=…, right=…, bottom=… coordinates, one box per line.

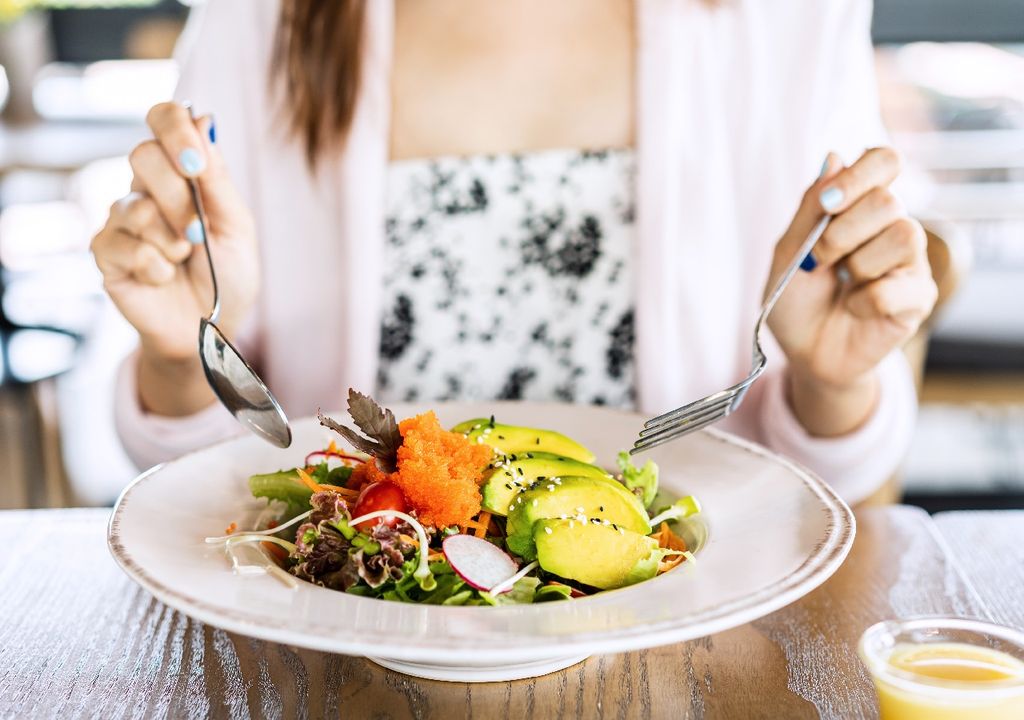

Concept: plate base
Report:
left=367, top=654, right=590, bottom=682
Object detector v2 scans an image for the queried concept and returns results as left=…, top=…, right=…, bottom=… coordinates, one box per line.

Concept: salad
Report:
left=206, top=390, right=701, bottom=606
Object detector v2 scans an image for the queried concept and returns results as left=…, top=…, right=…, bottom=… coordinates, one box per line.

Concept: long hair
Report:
left=273, top=0, right=366, bottom=167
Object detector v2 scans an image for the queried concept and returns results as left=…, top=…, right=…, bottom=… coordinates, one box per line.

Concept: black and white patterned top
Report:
left=377, top=148, right=636, bottom=408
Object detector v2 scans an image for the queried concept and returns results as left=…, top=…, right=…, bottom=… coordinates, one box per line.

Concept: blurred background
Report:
left=0, top=0, right=1021, bottom=512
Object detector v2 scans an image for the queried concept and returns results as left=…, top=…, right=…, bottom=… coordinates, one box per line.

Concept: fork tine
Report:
left=631, top=412, right=725, bottom=454
left=643, top=388, right=736, bottom=431
left=635, top=402, right=732, bottom=450
left=638, top=395, right=733, bottom=439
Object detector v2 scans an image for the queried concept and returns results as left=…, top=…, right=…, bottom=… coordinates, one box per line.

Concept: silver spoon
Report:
left=185, top=123, right=292, bottom=448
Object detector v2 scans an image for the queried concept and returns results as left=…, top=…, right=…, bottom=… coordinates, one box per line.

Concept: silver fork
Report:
left=631, top=215, right=830, bottom=455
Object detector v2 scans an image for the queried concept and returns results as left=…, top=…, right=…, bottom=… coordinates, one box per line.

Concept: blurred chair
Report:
left=859, top=222, right=972, bottom=507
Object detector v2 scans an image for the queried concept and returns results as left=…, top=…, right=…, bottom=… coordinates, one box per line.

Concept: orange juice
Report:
left=860, top=619, right=1024, bottom=720
left=873, top=643, right=1024, bottom=720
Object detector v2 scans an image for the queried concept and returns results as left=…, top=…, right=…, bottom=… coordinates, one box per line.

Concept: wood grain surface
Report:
left=933, top=510, right=1024, bottom=631
left=1, top=506, right=1020, bottom=720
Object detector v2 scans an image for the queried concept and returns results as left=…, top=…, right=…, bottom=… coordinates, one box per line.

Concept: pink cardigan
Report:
left=115, top=0, right=916, bottom=504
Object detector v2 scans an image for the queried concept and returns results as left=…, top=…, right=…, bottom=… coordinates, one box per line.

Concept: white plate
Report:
left=108, top=402, right=854, bottom=683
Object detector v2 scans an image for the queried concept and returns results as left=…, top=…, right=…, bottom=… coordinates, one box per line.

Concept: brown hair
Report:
left=273, top=0, right=365, bottom=166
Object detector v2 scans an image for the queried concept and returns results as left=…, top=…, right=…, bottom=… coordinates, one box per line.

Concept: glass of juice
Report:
left=859, top=616, right=1024, bottom=720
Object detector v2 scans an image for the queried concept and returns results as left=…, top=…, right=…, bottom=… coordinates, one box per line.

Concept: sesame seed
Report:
left=559, top=514, right=568, bottom=520
left=517, top=467, right=524, bottom=475
left=532, top=499, right=538, bottom=507
left=575, top=507, right=585, bottom=513
left=544, top=527, right=553, bottom=535
left=509, top=505, right=515, bottom=512
left=535, top=438, right=541, bottom=445
left=498, top=435, right=506, bottom=440
left=547, top=485, right=555, bottom=491
left=569, top=520, right=575, bottom=529
left=599, top=506, right=604, bottom=512
left=618, top=527, right=625, bottom=535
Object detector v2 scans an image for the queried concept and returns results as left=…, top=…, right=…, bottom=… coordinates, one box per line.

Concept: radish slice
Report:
left=442, top=534, right=520, bottom=592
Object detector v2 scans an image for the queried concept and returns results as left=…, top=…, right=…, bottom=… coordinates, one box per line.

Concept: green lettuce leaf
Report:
left=481, top=575, right=542, bottom=606
left=617, top=451, right=659, bottom=508
left=248, top=462, right=354, bottom=517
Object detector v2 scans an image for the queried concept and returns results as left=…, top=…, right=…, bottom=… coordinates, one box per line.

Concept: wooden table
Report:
left=1, top=506, right=1021, bottom=719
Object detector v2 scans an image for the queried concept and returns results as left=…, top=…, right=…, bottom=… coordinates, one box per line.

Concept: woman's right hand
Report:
left=92, top=102, right=259, bottom=413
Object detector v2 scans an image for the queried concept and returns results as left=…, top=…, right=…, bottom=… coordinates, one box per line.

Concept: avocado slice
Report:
left=481, top=452, right=613, bottom=516
left=534, top=519, right=661, bottom=590
left=451, top=418, right=595, bottom=464
left=505, top=475, right=651, bottom=560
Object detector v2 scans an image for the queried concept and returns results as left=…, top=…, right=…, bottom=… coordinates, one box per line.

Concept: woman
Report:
left=92, top=0, right=937, bottom=504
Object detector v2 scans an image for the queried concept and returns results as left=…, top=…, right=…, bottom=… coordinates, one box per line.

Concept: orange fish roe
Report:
left=349, top=411, right=492, bottom=528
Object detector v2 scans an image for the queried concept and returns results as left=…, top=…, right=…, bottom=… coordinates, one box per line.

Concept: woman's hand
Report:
left=767, top=148, right=938, bottom=437
left=91, top=102, right=259, bottom=415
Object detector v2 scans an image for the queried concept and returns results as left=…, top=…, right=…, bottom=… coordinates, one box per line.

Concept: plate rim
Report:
left=107, top=407, right=855, bottom=664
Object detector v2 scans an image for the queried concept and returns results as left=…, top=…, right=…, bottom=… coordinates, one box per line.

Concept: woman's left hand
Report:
left=767, top=147, right=938, bottom=436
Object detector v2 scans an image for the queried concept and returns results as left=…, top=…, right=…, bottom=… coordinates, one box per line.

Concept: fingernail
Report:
left=800, top=253, right=818, bottom=272
left=208, top=116, right=216, bottom=144
left=185, top=217, right=203, bottom=244
left=820, top=187, right=844, bottom=212
left=179, top=147, right=205, bottom=175
left=818, top=155, right=830, bottom=178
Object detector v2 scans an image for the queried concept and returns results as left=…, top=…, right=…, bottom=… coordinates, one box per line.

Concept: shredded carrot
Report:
left=224, top=522, right=237, bottom=535
left=266, top=519, right=279, bottom=529
left=652, top=522, right=689, bottom=574
left=651, top=521, right=688, bottom=551
left=427, top=551, right=445, bottom=563
left=261, top=541, right=288, bottom=562
left=459, top=519, right=489, bottom=534
left=658, top=554, right=687, bottom=574
left=295, top=467, right=323, bottom=493
left=474, top=512, right=492, bottom=538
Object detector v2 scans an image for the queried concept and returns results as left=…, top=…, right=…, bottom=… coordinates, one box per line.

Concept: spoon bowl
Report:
left=199, top=318, right=291, bottom=448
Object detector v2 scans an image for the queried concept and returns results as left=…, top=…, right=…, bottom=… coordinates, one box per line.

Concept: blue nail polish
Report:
left=208, top=117, right=216, bottom=144
left=818, top=156, right=830, bottom=178
left=179, top=148, right=205, bottom=175
left=800, top=252, right=818, bottom=272
left=186, top=217, right=203, bottom=244
left=820, top=187, right=844, bottom=211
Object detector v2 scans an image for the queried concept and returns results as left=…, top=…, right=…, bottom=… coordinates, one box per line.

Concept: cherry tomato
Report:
left=352, top=481, right=408, bottom=532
